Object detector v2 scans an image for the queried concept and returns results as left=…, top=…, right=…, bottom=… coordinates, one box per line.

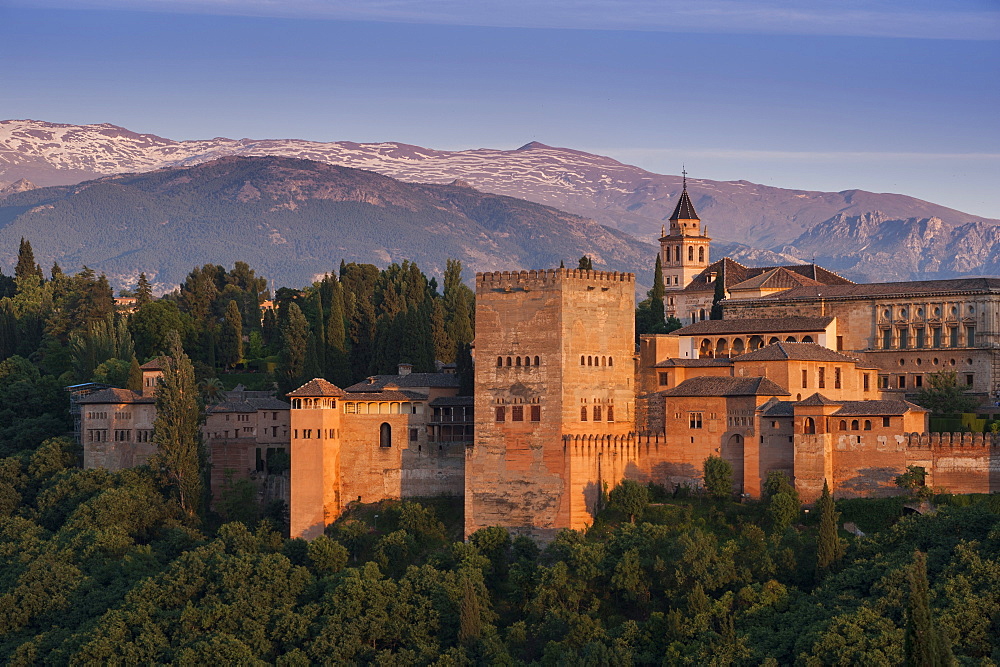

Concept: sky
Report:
left=1, top=0, right=998, bottom=218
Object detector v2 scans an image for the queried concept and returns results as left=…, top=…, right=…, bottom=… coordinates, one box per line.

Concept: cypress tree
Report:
left=816, top=479, right=845, bottom=575
left=136, top=272, right=153, bottom=307
left=15, top=238, right=43, bottom=283
left=325, top=279, right=352, bottom=386
left=650, top=255, right=666, bottom=328
left=430, top=298, right=454, bottom=364
left=904, top=550, right=954, bottom=667
left=303, top=331, right=321, bottom=381
left=710, top=261, right=726, bottom=320
left=126, top=356, right=143, bottom=393
left=456, top=342, right=474, bottom=396
left=280, top=303, right=309, bottom=391
left=313, top=294, right=327, bottom=373
left=151, top=331, right=204, bottom=519
left=262, top=308, right=279, bottom=351
left=219, top=300, right=243, bottom=369
left=458, top=576, right=482, bottom=645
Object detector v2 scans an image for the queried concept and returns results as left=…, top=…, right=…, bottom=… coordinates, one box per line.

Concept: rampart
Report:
left=475, top=268, right=635, bottom=292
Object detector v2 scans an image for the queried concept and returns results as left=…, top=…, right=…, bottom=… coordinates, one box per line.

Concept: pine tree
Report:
left=151, top=331, right=204, bottom=519
left=126, top=356, right=143, bottom=393
left=135, top=272, right=153, bottom=307
left=50, top=262, right=63, bottom=281
left=15, top=238, right=43, bottom=284
left=219, top=300, right=243, bottom=369
left=816, top=479, right=846, bottom=575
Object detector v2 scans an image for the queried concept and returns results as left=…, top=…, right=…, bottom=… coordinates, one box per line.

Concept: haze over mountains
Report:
left=1, top=119, right=997, bottom=286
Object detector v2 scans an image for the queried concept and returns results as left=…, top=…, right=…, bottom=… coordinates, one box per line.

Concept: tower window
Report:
left=581, top=407, right=588, bottom=421
left=530, top=405, right=541, bottom=421
left=593, top=405, right=602, bottom=421
left=688, top=246, right=694, bottom=261
left=512, top=406, right=524, bottom=421
left=495, top=406, right=506, bottom=422
left=379, top=423, right=392, bottom=448
left=698, top=247, right=705, bottom=263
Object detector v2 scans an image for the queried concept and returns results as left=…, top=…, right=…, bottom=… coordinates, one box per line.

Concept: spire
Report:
left=669, top=168, right=700, bottom=222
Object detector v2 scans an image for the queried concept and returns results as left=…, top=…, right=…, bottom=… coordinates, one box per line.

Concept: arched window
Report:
left=768, top=337, right=779, bottom=345
left=607, top=406, right=614, bottom=421
left=506, top=356, right=512, bottom=366
left=534, top=356, right=540, bottom=366
left=588, top=356, right=593, bottom=366
left=496, top=356, right=503, bottom=367
left=839, top=420, right=847, bottom=430
left=515, top=356, right=521, bottom=366
left=785, top=336, right=797, bottom=342
left=864, top=420, right=872, bottom=430
left=700, top=309, right=706, bottom=321
left=804, top=417, right=816, bottom=434
left=698, top=247, right=705, bottom=263
left=580, top=407, right=588, bottom=421
left=851, top=419, right=859, bottom=430
left=675, top=246, right=680, bottom=262
left=731, top=339, right=745, bottom=356
left=609, top=357, right=613, bottom=366
left=379, top=422, right=392, bottom=447
left=802, top=335, right=814, bottom=343
left=601, top=356, right=607, bottom=366
left=581, top=355, right=585, bottom=365
left=593, top=405, right=602, bottom=421
left=523, top=356, right=530, bottom=367
left=688, top=246, right=694, bottom=261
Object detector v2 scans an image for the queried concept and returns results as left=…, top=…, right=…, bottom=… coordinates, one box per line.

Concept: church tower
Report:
left=659, top=171, right=710, bottom=314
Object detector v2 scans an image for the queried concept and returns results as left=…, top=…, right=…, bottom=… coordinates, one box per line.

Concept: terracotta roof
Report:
left=208, top=397, right=290, bottom=413
left=430, top=396, right=474, bottom=406
left=728, top=267, right=826, bottom=291
left=735, top=342, right=863, bottom=364
left=683, top=258, right=853, bottom=294
left=833, top=400, right=928, bottom=416
left=758, top=398, right=796, bottom=417
left=669, top=188, right=700, bottom=221
left=344, top=373, right=460, bottom=392
left=140, top=357, right=169, bottom=370
left=746, top=277, right=1000, bottom=302
left=661, top=376, right=790, bottom=397
left=654, top=358, right=734, bottom=368
left=341, top=390, right=427, bottom=401
left=796, top=392, right=843, bottom=406
left=77, top=388, right=153, bottom=404
left=286, top=378, right=345, bottom=397
left=673, top=317, right=834, bottom=336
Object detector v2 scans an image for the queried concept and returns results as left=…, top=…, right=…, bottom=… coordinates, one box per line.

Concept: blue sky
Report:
left=1, top=0, right=998, bottom=217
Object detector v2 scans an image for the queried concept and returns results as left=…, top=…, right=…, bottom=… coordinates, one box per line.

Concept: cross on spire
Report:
left=682, top=165, right=687, bottom=191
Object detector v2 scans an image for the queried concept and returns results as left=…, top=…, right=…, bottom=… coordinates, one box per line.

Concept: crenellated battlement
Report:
left=905, top=432, right=1000, bottom=449
left=476, top=268, right=635, bottom=294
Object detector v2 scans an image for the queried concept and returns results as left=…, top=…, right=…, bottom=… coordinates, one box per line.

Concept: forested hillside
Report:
left=0, top=156, right=655, bottom=291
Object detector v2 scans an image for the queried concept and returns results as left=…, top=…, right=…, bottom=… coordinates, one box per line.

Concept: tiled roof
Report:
left=661, top=376, right=790, bottom=397
left=430, top=396, right=474, bottom=406
left=796, top=392, right=843, bottom=406
left=341, top=390, right=428, bottom=401
left=683, top=258, right=853, bottom=294
left=673, top=317, right=834, bottom=336
left=832, top=400, right=928, bottom=416
left=77, top=387, right=153, bottom=404
left=728, top=267, right=826, bottom=291
left=286, top=378, right=346, bottom=397
left=735, top=342, right=863, bottom=364
left=746, top=277, right=1000, bottom=302
left=758, top=398, right=796, bottom=417
left=140, top=357, right=169, bottom=370
left=669, top=188, right=700, bottom=221
left=208, top=397, right=290, bottom=413
left=654, top=358, right=734, bottom=368
left=344, top=373, right=460, bottom=392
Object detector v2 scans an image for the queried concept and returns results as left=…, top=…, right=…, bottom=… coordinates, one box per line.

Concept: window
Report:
left=950, top=327, right=959, bottom=348
left=864, top=374, right=870, bottom=391
left=689, top=412, right=703, bottom=429
left=345, top=402, right=356, bottom=413
left=698, top=247, right=705, bottom=262
left=966, top=374, right=974, bottom=386
left=851, top=419, right=859, bottom=430
left=864, top=420, right=872, bottom=430
left=839, top=420, right=847, bottom=430
left=834, top=367, right=842, bottom=389
left=818, top=367, right=826, bottom=389
left=882, top=417, right=891, bottom=427
left=593, top=405, right=602, bottom=421
left=581, top=407, right=588, bottom=421
left=303, top=429, right=312, bottom=439
left=496, top=356, right=503, bottom=367
left=495, top=406, right=505, bottom=422
left=881, top=329, right=892, bottom=349
left=658, top=372, right=669, bottom=386
left=409, top=428, right=418, bottom=442
left=512, top=405, right=524, bottom=421
left=967, top=326, right=976, bottom=347
left=915, top=328, right=926, bottom=348
left=898, top=328, right=909, bottom=349
left=607, top=406, right=614, bottom=422
left=530, top=405, right=541, bottom=421
left=534, top=356, right=540, bottom=366
left=804, top=417, right=815, bottom=434
left=801, top=369, right=808, bottom=389
left=915, top=375, right=923, bottom=388
left=836, top=335, right=843, bottom=351
left=898, top=375, right=906, bottom=389
left=932, top=327, right=942, bottom=347
left=380, top=423, right=392, bottom=447
left=688, top=246, right=694, bottom=261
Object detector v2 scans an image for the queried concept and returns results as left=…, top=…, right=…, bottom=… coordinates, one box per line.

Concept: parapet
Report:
left=905, top=432, right=1000, bottom=449
left=561, top=432, right=666, bottom=450
left=476, top=268, right=635, bottom=294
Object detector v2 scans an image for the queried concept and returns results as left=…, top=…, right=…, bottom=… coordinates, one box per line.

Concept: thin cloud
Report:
left=11, top=0, right=1000, bottom=40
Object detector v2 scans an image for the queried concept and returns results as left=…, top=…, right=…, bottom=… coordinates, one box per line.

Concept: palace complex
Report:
left=77, top=183, right=1000, bottom=541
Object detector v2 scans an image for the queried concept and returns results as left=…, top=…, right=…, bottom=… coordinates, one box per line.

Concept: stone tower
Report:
left=466, top=268, right=635, bottom=541
left=659, top=173, right=710, bottom=312
left=288, top=378, right=344, bottom=540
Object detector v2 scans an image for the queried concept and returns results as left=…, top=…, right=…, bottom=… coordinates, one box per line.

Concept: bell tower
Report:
left=659, top=170, right=710, bottom=311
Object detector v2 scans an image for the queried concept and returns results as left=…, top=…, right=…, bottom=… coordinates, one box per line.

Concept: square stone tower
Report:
left=466, top=268, right=635, bottom=540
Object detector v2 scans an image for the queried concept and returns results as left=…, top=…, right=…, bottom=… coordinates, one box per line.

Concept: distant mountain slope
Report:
left=0, top=156, right=655, bottom=290
left=2, top=120, right=994, bottom=257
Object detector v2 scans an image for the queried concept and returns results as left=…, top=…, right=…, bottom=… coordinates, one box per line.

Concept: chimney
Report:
left=397, top=363, right=413, bottom=376
left=367, top=376, right=377, bottom=385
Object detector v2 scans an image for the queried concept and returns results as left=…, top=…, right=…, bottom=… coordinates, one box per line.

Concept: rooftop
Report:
left=77, top=387, right=153, bottom=405
left=683, top=257, right=853, bottom=294
left=744, top=277, right=1000, bottom=302
left=734, top=342, right=864, bottom=364
left=832, top=400, right=929, bottom=416
left=661, top=376, right=790, bottom=398
left=673, top=317, right=834, bottom=336
left=286, top=378, right=346, bottom=398
left=668, top=187, right=699, bottom=221
left=344, top=373, right=460, bottom=392
left=728, top=267, right=827, bottom=292
left=341, top=390, right=427, bottom=402
left=654, top=358, right=734, bottom=368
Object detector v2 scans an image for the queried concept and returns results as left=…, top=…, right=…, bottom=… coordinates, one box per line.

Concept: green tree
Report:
left=710, top=262, right=726, bottom=320
left=308, top=534, right=349, bottom=575
left=458, top=575, right=482, bottom=644
left=913, top=370, right=979, bottom=415
left=280, top=303, right=309, bottom=391
left=767, top=492, right=798, bottom=534
left=15, top=237, right=43, bottom=285
left=608, top=479, right=649, bottom=523
left=456, top=342, right=474, bottom=396
left=577, top=256, right=594, bottom=270
left=218, top=300, right=243, bottom=369
left=816, top=480, right=846, bottom=575
left=126, top=356, right=143, bottom=392
left=135, top=272, right=153, bottom=307
left=703, top=456, right=733, bottom=500
left=896, top=465, right=928, bottom=494
left=650, top=254, right=665, bottom=326
left=151, top=331, right=205, bottom=519
left=904, top=550, right=954, bottom=667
